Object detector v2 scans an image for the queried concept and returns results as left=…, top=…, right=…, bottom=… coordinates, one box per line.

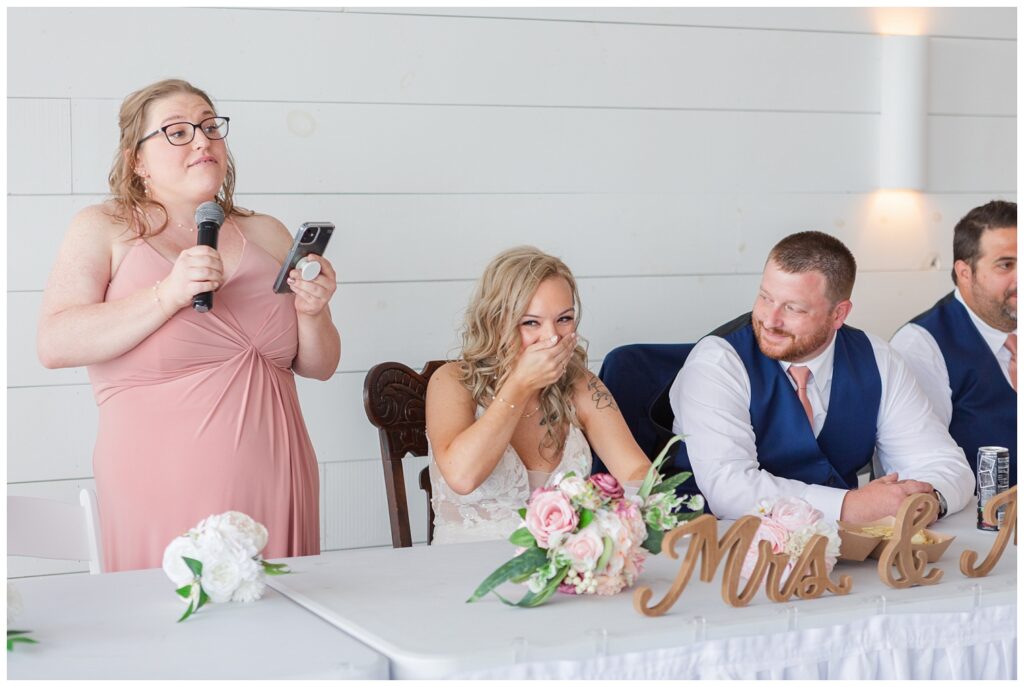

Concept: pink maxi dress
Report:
left=88, top=222, right=320, bottom=571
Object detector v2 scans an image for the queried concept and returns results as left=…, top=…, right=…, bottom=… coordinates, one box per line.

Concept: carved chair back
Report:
left=364, top=360, right=446, bottom=547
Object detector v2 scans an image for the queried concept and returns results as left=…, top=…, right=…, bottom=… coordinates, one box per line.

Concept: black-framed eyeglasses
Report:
left=137, top=116, right=230, bottom=147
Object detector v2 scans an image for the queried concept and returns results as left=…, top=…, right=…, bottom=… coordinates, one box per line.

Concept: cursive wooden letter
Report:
left=634, top=515, right=769, bottom=616
left=766, top=534, right=852, bottom=601
left=960, top=486, right=1017, bottom=578
left=877, top=493, right=942, bottom=588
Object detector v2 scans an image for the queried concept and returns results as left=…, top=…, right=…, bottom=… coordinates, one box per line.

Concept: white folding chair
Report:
left=8, top=488, right=104, bottom=574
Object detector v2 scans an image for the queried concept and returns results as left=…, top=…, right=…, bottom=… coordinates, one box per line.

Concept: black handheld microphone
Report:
left=192, top=201, right=225, bottom=313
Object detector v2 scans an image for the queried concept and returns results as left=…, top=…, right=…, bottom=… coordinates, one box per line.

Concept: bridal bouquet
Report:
left=741, top=497, right=841, bottom=583
left=469, top=436, right=703, bottom=607
left=162, top=511, right=289, bottom=622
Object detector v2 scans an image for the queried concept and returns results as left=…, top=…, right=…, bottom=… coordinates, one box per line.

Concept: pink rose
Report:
left=593, top=573, right=626, bottom=596
left=525, top=490, right=578, bottom=548
left=588, top=473, right=624, bottom=500
left=769, top=497, right=822, bottom=531
left=615, top=500, right=647, bottom=543
left=623, top=550, right=647, bottom=585
left=740, top=517, right=789, bottom=581
left=561, top=525, right=605, bottom=572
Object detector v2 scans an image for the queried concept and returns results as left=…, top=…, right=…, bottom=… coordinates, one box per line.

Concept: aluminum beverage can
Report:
left=977, top=446, right=1010, bottom=531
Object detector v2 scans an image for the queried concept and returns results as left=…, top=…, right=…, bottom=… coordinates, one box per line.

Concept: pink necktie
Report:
left=788, top=365, right=814, bottom=428
left=1006, top=333, right=1017, bottom=391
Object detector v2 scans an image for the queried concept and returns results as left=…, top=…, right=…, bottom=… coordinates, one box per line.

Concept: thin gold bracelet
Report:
left=491, top=395, right=516, bottom=410
left=153, top=280, right=171, bottom=319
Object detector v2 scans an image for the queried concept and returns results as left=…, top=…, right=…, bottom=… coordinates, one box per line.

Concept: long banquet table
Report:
left=6, top=564, right=388, bottom=679
left=268, top=498, right=1016, bottom=679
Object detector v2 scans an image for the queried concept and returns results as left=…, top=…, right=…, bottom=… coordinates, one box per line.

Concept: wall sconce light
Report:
left=879, top=34, right=927, bottom=191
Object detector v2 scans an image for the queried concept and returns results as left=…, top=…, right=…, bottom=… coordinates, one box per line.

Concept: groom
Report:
left=662, top=231, right=974, bottom=524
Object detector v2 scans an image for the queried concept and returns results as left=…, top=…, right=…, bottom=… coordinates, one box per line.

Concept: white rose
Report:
left=194, top=512, right=225, bottom=533
left=162, top=535, right=203, bottom=589
left=557, top=475, right=588, bottom=501
left=595, top=509, right=631, bottom=549
left=194, top=527, right=232, bottom=561
left=231, top=577, right=267, bottom=603
left=215, top=512, right=268, bottom=557
left=194, top=512, right=267, bottom=558
left=201, top=557, right=244, bottom=603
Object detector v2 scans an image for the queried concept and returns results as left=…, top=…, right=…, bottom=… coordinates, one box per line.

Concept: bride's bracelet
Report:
left=491, top=394, right=517, bottom=410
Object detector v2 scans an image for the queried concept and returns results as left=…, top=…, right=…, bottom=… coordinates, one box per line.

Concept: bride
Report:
left=425, top=246, right=652, bottom=544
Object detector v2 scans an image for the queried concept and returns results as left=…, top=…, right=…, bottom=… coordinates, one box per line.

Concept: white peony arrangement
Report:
left=162, top=511, right=288, bottom=622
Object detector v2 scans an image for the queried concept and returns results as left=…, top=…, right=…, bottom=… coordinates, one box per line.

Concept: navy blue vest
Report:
left=665, top=314, right=882, bottom=500
left=910, top=292, right=1017, bottom=486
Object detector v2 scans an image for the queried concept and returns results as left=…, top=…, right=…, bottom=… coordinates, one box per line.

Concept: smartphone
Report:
left=273, top=222, right=335, bottom=294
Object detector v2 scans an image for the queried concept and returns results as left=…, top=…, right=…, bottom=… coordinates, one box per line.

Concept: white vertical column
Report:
left=879, top=34, right=928, bottom=190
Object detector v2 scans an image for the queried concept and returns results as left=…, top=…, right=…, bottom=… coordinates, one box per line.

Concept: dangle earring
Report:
left=137, top=170, right=150, bottom=196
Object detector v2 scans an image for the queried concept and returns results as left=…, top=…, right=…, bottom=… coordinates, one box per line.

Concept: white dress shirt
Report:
left=890, top=288, right=1017, bottom=427
left=669, top=329, right=974, bottom=524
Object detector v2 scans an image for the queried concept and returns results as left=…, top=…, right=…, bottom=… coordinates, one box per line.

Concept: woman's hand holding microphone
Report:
left=154, top=245, right=224, bottom=316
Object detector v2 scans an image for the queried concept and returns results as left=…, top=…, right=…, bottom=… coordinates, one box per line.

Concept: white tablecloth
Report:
left=269, top=498, right=1016, bottom=679
left=7, top=565, right=388, bottom=679
left=454, top=604, right=1016, bottom=679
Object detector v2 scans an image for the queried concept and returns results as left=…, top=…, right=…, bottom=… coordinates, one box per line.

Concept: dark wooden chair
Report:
left=363, top=360, right=446, bottom=548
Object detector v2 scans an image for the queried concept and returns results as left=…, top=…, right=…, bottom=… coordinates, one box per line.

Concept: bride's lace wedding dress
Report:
left=428, top=408, right=592, bottom=545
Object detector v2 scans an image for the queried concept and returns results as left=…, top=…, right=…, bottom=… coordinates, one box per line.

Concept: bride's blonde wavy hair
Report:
left=107, top=78, right=249, bottom=237
left=458, top=246, right=588, bottom=457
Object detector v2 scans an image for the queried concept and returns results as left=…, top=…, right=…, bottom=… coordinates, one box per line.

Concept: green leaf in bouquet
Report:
left=596, top=536, right=614, bottom=573
left=175, top=584, right=193, bottom=599
left=7, top=630, right=38, bottom=651
left=182, top=556, right=203, bottom=578
left=467, top=547, right=548, bottom=603
left=506, top=566, right=569, bottom=608
left=518, top=507, right=527, bottom=520
left=638, top=435, right=684, bottom=501
left=177, top=582, right=210, bottom=622
left=509, top=570, right=535, bottom=584
left=262, top=561, right=291, bottom=576
left=642, top=526, right=666, bottom=555
left=651, top=471, right=692, bottom=495
left=577, top=508, right=594, bottom=531
left=177, top=601, right=197, bottom=623
left=508, top=527, right=537, bottom=549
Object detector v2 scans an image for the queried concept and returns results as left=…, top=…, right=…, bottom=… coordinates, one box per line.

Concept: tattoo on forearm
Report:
left=587, top=375, right=617, bottom=411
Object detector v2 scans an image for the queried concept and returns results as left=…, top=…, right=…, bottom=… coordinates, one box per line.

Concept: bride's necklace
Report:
left=522, top=404, right=542, bottom=419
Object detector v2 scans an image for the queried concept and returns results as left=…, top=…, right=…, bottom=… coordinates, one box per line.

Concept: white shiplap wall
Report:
left=7, top=7, right=1016, bottom=576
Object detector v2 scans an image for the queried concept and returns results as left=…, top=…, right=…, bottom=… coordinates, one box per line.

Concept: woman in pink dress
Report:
left=37, top=79, right=340, bottom=572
